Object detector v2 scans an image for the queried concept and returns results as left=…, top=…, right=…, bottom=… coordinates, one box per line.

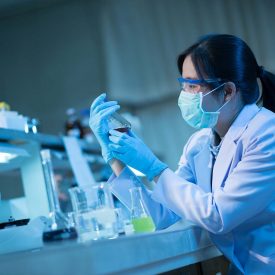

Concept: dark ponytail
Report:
left=177, top=34, right=275, bottom=113
left=258, top=68, right=275, bottom=112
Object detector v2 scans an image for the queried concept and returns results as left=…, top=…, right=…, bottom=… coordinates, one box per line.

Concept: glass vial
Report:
left=108, top=112, right=131, bottom=133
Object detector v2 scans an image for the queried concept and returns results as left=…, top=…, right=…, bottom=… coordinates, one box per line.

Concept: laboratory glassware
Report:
left=108, top=112, right=131, bottom=133
left=129, top=187, right=156, bottom=233
left=40, top=149, right=77, bottom=241
left=69, top=183, right=118, bottom=242
left=41, top=149, right=69, bottom=230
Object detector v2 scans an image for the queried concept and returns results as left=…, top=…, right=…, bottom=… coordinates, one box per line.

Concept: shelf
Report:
left=0, top=128, right=101, bottom=154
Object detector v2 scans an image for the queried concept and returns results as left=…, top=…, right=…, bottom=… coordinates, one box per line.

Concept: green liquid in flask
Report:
left=131, top=216, right=156, bottom=233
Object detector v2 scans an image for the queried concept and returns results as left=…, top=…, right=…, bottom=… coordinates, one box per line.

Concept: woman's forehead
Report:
left=182, top=55, right=199, bottom=79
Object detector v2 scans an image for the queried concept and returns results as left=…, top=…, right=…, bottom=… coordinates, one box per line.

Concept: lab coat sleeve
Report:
left=175, top=145, right=196, bottom=182
left=175, top=129, right=210, bottom=182
left=108, top=166, right=180, bottom=229
left=151, top=132, right=275, bottom=234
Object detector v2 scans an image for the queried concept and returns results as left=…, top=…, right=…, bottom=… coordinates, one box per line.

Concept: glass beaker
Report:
left=69, top=183, right=118, bottom=242
left=129, top=187, right=156, bottom=233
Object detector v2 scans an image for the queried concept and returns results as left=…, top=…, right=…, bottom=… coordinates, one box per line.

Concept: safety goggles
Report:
left=178, top=77, right=223, bottom=94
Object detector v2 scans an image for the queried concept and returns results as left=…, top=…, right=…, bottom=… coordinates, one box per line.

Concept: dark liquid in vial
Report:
left=109, top=127, right=129, bottom=136
left=115, top=127, right=129, bottom=133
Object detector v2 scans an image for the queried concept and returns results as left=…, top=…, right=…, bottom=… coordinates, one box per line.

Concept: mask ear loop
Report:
left=202, top=82, right=227, bottom=98
left=216, top=94, right=231, bottom=112
left=216, top=82, right=236, bottom=112
left=200, top=82, right=227, bottom=112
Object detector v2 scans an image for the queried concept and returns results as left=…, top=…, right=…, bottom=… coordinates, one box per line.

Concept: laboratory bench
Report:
left=0, top=224, right=222, bottom=275
left=0, top=128, right=223, bottom=274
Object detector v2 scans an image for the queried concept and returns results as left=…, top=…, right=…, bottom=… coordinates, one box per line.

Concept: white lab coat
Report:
left=109, top=104, right=275, bottom=274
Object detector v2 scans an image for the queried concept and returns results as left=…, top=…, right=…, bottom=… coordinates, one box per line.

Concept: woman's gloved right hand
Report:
left=89, top=93, right=120, bottom=162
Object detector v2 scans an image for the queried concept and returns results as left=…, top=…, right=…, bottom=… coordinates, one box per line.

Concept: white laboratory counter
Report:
left=0, top=225, right=221, bottom=275
left=0, top=128, right=222, bottom=274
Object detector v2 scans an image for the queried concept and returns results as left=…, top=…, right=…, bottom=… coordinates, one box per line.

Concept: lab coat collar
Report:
left=222, top=104, right=260, bottom=144
left=212, top=104, right=260, bottom=190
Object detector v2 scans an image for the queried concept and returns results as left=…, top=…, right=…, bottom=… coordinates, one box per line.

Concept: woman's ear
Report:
left=224, top=82, right=236, bottom=101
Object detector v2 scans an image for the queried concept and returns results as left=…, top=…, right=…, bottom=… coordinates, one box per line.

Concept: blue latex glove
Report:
left=89, top=93, right=120, bottom=162
left=108, top=129, right=168, bottom=181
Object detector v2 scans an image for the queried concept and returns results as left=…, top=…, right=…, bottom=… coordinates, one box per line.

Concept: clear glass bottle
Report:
left=129, top=187, right=155, bottom=233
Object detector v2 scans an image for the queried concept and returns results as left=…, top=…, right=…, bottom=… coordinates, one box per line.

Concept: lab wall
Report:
left=0, top=0, right=275, bottom=169
left=0, top=0, right=106, bottom=135
left=135, top=97, right=195, bottom=168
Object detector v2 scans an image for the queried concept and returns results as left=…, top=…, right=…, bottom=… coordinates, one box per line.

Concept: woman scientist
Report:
left=89, top=34, right=275, bottom=274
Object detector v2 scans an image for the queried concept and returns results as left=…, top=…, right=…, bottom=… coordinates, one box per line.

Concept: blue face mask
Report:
left=178, top=83, right=229, bottom=129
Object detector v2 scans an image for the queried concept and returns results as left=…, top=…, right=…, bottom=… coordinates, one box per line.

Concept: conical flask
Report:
left=129, top=187, right=155, bottom=233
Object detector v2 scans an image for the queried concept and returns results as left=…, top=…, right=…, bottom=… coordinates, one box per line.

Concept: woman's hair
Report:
left=177, top=34, right=275, bottom=112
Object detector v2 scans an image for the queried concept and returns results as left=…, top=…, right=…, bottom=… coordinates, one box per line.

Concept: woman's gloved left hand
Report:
left=108, top=129, right=168, bottom=181
left=89, top=93, right=120, bottom=162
